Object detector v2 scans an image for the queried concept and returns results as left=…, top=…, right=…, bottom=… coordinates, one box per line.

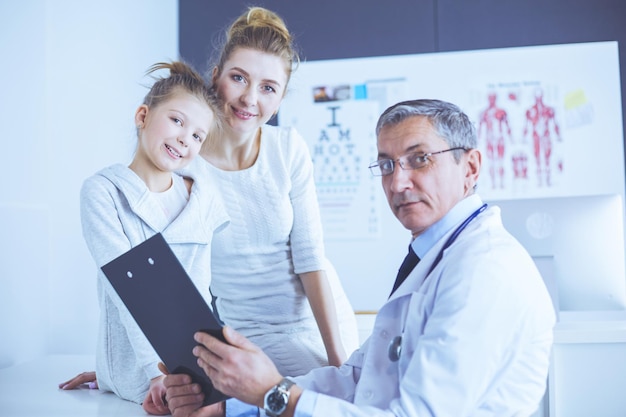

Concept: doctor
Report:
left=163, top=99, right=556, bottom=417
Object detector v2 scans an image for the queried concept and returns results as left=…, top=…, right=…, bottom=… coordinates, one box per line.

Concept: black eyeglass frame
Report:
left=368, top=147, right=468, bottom=176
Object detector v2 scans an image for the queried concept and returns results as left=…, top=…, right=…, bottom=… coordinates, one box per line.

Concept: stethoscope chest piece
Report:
left=388, top=335, right=402, bottom=362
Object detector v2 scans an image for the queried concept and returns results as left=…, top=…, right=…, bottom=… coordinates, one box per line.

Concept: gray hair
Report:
left=375, top=99, right=477, bottom=162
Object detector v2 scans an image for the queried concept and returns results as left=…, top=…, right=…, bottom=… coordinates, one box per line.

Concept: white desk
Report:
left=5, top=319, right=626, bottom=417
left=0, top=355, right=148, bottom=417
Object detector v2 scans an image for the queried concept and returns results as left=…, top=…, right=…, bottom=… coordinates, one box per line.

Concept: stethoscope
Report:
left=388, top=203, right=488, bottom=362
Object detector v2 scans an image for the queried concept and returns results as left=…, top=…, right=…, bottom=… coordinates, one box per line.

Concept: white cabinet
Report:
left=549, top=311, right=626, bottom=417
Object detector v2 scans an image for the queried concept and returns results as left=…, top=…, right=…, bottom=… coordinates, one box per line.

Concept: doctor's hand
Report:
left=193, top=326, right=283, bottom=408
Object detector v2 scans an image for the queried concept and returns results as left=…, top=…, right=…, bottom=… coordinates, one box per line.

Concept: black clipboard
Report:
left=101, top=233, right=229, bottom=406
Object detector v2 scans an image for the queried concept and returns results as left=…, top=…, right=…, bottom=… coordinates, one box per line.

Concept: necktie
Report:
left=390, top=245, right=420, bottom=297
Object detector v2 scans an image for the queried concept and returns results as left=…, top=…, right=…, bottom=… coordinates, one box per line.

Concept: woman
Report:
left=184, top=6, right=359, bottom=376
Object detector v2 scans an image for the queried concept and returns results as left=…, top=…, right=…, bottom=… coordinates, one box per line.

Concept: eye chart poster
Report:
left=280, top=65, right=412, bottom=241
left=281, top=100, right=381, bottom=240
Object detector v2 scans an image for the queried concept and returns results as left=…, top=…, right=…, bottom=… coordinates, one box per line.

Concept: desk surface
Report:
left=554, top=310, right=626, bottom=343
left=0, top=355, right=148, bottom=417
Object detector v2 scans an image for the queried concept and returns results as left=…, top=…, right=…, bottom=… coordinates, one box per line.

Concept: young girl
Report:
left=59, top=61, right=228, bottom=415
left=182, top=6, right=359, bottom=377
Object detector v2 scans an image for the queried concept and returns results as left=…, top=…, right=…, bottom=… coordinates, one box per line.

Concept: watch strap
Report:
left=264, top=377, right=295, bottom=417
left=277, top=377, right=295, bottom=392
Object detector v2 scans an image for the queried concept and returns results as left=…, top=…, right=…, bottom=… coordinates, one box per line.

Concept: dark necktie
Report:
left=390, top=245, right=420, bottom=297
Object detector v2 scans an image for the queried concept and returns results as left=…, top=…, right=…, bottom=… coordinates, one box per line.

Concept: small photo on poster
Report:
left=313, top=84, right=351, bottom=102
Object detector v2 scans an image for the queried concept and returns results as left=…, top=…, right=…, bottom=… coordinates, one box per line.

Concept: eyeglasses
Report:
left=368, top=147, right=468, bottom=176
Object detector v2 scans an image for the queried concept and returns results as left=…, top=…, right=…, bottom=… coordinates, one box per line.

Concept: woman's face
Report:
left=213, top=47, right=288, bottom=137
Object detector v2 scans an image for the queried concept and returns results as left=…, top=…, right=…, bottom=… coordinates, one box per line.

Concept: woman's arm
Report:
left=283, top=127, right=348, bottom=366
left=300, top=270, right=347, bottom=366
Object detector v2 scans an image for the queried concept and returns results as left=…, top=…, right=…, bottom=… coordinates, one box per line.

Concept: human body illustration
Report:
left=477, top=92, right=513, bottom=189
left=522, top=88, right=562, bottom=186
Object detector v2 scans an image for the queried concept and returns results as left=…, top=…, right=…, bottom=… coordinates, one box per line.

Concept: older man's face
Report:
left=377, top=116, right=479, bottom=237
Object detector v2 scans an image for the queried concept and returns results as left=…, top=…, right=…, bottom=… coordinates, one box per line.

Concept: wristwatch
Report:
left=263, top=377, right=295, bottom=417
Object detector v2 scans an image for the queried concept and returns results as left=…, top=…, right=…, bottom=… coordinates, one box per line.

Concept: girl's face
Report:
left=134, top=90, right=213, bottom=174
left=212, top=47, right=288, bottom=137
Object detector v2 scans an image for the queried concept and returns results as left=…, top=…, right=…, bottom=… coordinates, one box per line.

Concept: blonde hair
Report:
left=143, top=61, right=215, bottom=108
left=212, top=6, right=300, bottom=86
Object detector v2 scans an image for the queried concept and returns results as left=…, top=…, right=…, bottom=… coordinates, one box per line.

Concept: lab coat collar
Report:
left=388, top=195, right=485, bottom=302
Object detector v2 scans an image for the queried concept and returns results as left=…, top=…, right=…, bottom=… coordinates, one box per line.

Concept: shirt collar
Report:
left=411, top=194, right=484, bottom=259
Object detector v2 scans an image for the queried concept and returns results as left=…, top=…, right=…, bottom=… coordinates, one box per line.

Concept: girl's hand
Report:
left=58, top=371, right=98, bottom=390
left=142, top=375, right=170, bottom=415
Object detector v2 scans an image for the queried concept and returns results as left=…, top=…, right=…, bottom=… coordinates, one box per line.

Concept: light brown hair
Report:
left=212, top=7, right=300, bottom=89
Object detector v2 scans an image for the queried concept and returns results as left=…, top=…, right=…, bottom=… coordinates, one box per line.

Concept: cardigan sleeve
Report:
left=80, top=174, right=162, bottom=380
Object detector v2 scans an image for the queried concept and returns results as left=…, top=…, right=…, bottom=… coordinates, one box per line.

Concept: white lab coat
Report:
left=292, top=205, right=556, bottom=417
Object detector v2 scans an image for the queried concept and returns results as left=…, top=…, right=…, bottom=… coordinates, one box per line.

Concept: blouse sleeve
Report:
left=284, top=127, right=326, bottom=274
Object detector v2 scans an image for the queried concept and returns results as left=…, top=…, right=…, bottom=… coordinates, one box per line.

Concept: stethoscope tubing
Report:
left=427, top=203, right=488, bottom=276
left=388, top=203, right=488, bottom=362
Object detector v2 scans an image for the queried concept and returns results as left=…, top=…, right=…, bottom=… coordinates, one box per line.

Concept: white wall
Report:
left=0, top=0, right=178, bottom=368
